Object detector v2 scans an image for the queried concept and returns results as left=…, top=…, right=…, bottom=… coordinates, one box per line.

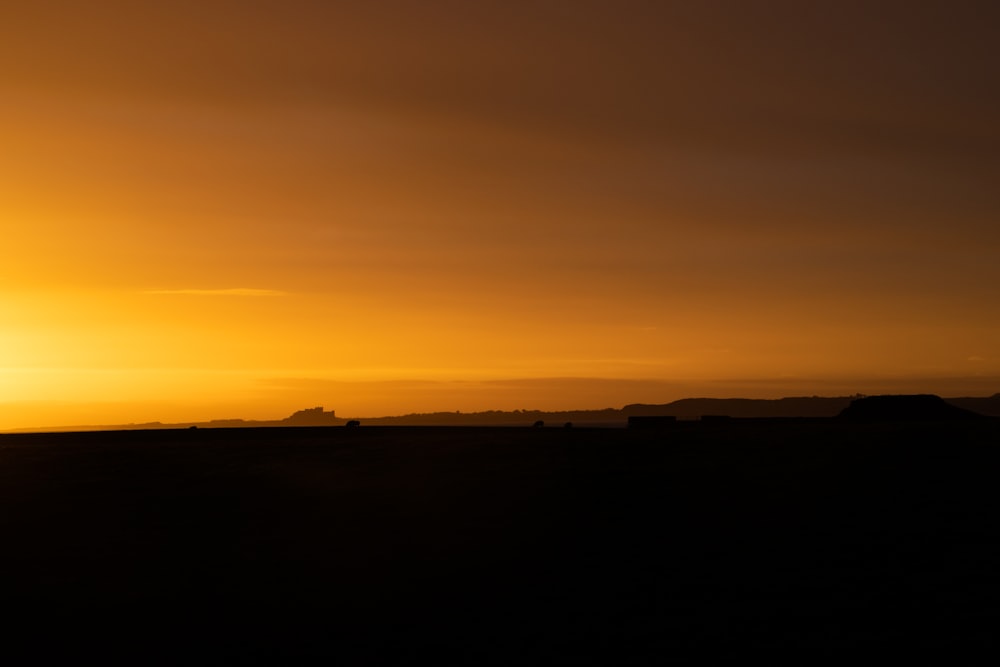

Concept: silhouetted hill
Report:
left=280, top=406, right=342, bottom=426
left=622, top=396, right=855, bottom=419
left=839, top=394, right=983, bottom=421
left=357, top=408, right=623, bottom=427
left=7, top=394, right=999, bottom=433
left=945, top=394, right=1000, bottom=417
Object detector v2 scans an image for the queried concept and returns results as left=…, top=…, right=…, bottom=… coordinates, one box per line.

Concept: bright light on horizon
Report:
left=2, top=364, right=998, bottom=431
left=2, top=3, right=998, bottom=431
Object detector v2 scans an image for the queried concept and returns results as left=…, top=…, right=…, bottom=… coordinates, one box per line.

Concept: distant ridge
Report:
left=280, top=407, right=341, bottom=426
left=944, top=393, right=1000, bottom=417
left=839, top=394, right=983, bottom=422
left=5, top=394, right=999, bottom=433
left=622, top=396, right=855, bottom=419
left=2, top=406, right=345, bottom=433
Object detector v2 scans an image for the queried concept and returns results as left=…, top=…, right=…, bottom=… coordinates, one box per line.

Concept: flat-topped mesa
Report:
left=838, top=394, right=983, bottom=422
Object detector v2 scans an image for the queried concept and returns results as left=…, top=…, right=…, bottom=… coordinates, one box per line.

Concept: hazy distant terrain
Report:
left=9, top=393, right=999, bottom=433
left=3, top=419, right=999, bottom=661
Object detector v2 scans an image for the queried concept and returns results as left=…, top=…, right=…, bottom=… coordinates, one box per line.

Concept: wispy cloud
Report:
left=143, top=288, right=287, bottom=297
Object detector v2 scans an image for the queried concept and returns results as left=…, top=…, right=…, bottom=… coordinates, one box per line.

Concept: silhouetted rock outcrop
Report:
left=839, top=394, right=983, bottom=422
left=282, top=407, right=341, bottom=426
left=11, top=393, right=998, bottom=433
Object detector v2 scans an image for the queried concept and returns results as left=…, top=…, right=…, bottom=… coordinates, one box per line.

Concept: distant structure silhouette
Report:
left=345, top=420, right=361, bottom=428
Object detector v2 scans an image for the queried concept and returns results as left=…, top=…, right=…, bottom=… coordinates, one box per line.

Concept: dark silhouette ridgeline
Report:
left=627, top=394, right=990, bottom=427
left=838, top=394, right=983, bottom=422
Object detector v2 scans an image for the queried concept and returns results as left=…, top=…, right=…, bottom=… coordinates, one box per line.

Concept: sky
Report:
left=2, top=0, right=999, bottom=429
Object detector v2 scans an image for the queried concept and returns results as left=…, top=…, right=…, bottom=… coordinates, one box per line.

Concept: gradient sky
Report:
left=2, top=1, right=999, bottom=428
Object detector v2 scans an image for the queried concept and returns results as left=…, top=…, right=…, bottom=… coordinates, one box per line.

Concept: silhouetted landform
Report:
left=4, top=406, right=349, bottom=433
left=281, top=406, right=340, bottom=426
left=7, top=394, right=1000, bottom=433
left=323, top=397, right=867, bottom=427
left=622, top=396, right=858, bottom=419
left=363, top=394, right=998, bottom=426
left=356, top=408, right=625, bottom=427
left=946, top=393, right=1000, bottom=417
left=839, top=394, right=983, bottom=422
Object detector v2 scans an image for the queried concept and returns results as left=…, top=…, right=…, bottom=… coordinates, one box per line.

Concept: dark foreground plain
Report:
left=2, top=421, right=999, bottom=663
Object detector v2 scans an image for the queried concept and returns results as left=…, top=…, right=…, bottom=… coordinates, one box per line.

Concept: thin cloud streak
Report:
left=143, top=288, right=288, bottom=297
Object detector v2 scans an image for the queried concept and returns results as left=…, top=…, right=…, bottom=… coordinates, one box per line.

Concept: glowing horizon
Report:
left=2, top=2, right=998, bottom=430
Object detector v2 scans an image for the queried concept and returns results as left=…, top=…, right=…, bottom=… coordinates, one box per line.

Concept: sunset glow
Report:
left=2, top=1, right=998, bottom=429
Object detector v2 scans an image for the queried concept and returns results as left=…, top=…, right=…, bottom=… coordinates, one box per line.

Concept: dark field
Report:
left=2, top=421, right=999, bottom=663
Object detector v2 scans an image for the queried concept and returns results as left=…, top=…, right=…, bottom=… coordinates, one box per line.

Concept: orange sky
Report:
left=2, top=1, right=999, bottom=429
